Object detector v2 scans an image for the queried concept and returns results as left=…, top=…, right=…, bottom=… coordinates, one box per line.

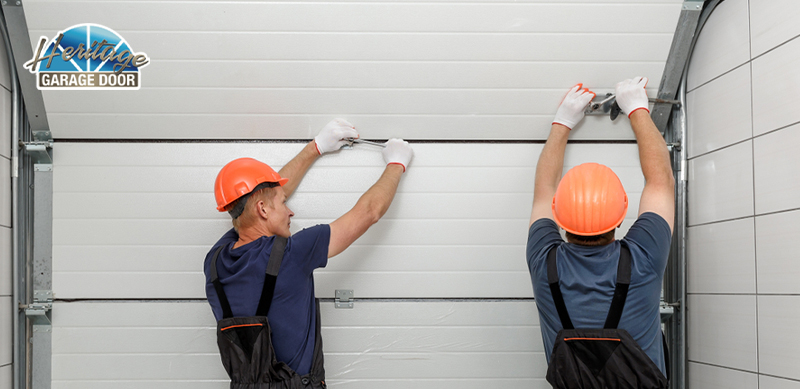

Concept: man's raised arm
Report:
left=328, top=139, right=413, bottom=258
left=615, top=77, right=675, bottom=232
left=530, top=85, right=596, bottom=227
left=279, top=119, right=358, bottom=197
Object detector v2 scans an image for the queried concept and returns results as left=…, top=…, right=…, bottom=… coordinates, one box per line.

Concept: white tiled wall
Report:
left=686, top=1, right=800, bottom=386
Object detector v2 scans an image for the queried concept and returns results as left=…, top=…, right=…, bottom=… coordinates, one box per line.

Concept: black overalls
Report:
left=209, top=237, right=327, bottom=389
left=545, top=242, right=669, bottom=389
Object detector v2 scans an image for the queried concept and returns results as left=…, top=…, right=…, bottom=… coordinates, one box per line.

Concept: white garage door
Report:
left=22, top=0, right=682, bottom=387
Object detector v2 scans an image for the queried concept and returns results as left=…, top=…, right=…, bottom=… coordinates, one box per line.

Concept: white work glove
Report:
left=382, top=138, right=413, bottom=172
left=314, top=118, right=359, bottom=154
left=552, top=84, right=596, bottom=130
left=615, top=77, right=650, bottom=117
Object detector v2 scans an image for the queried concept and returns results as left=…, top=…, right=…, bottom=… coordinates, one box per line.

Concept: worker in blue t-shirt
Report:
left=527, top=78, right=675, bottom=385
left=204, top=119, right=413, bottom=388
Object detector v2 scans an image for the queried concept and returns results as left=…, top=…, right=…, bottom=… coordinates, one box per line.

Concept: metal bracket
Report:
left=584, top=93, right=681, bottom=120
left=22, top=140, right=53, bottom=164
left=1, top=1, right=23, bottom=6
left=334, top=289, right=354, bottom=309
left=660, top=300, right=680, bottom=322
left=682, top=0, right=704, bottom=11
left=25, top=290, right=53, bottom=326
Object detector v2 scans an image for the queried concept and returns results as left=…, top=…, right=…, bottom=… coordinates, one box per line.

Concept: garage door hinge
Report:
left=335, top=289, right=354, bottom=309
left=25, top=290, right=53, bottom=326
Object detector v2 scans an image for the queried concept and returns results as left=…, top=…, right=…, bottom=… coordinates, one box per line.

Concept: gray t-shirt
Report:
left=526, top=212, right=671, bottom=375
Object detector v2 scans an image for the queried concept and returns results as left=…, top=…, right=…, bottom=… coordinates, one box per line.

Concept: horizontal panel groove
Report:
left=53, top=298, right=535, bottom=302
left=139, top=59, right=669, bottom=64
left=325, top=351, right=543, bottom=355
left=52, top=215, right=640, bottom=220
left=29, top=1, right=685, bottom=3
left=53, top=351, right=541, bottom=356
left=43, top=86, right=660, bottom=91
left=51, top=324, right=536, bottom=329
left=53, top=138, right=638, bottom=144
left=31, top=29, right=674, bottom=36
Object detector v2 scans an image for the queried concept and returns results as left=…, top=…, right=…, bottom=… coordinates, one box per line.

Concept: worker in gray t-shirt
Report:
left=526, top=78, right=675, bottom=379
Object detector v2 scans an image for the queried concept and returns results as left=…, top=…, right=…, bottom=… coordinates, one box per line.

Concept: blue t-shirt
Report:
left=204, top=224, right=331, bottom=376
left=526, top=212, right=671, bottom=376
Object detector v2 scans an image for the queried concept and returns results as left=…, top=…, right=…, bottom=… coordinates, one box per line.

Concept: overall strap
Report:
left=209, top=246, right=234, bottom=319
left=603, top=242, right=632, bottom=329
left=547, top=245, right=574, bottom=330
left=255, top=236, right=288, bottom=317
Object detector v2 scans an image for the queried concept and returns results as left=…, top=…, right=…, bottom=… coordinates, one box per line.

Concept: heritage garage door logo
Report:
left=24, top=23, right=150, bottom=90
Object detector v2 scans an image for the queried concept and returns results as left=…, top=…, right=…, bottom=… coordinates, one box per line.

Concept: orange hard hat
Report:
left=214, top=158, right=288, bottom=212
left=551, top=163, right=628, bottom=236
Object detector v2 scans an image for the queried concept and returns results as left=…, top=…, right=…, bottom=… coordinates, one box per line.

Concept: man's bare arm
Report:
left=615, top=77, right=675, bottom=232
left=530, top=124, right=570, bottom=226
left=327, top=139, right=412, bottom=258
left=630, top=110, right=675, bottom=232
left=278, top=141, right=318, bottom=198
left=328, top=164, right=404, bottom=258
left=278, top=119, right=358, bottom=198
left=530, top=85, right=595, bottom=227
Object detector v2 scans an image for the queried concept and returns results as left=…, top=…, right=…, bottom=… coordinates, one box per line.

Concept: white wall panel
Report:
left=45, top=113, right=648, bottom=141
left=0, top=157, right=10, bottom=228
left=687, top=140, right=754, bottom=226
left=53, top=142, right=644, bottom=299
left=0, top=297, right=11, bottom=366
left=0, top=91, right=10, bottom=159
left=686, top=0, right=751, bottom=91
left=52, top=301, right=546, bottom=388
left=753, top=124, right=800, bottom=214
left=749, top=0, right=800, bottom=57
left=687, top=362, right=758, bottom=389
left=26, top=2, right=681, bottom=33
left=0, top=366, right=9, bottom=389
left=31, top=32, right=672, bottom=64
left=0, top=228, right=10, bottom=296
left=20, top=0, right=682, bottom=140
left=752, top=37, right=800, bottom=136
left=687, top=218, right=755, bottom=294
left=687, top=294, right=758, bottom=372
left=0, top=33, right=9, bottom=92
left=755, top=209, right=800, bottom=295
left=686, top=64, right=752, bottom=158
left=113, top=62, right=666, bottom=90
left=758, top=296, right=800, bottom=381
left=760, top=375, right=800, bottom=389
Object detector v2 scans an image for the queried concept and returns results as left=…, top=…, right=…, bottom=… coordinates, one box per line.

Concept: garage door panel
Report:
left=26, top=3, right=680, bottom=34
left=48, top=114, right=641, bottom=140
left=52, top=301, right=547, bottom=385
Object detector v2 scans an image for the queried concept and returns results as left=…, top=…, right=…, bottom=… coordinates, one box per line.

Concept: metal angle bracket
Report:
left=682, top=0, right=704, bottom=11
left=25, top=290, right=53, bottom=327
left=23, top=141, right=53, bottom=165
left=334, top=289, right=354, bottom=309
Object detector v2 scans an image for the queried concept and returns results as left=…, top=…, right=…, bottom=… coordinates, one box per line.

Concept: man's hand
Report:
left=615, top=77, right=650, bottom=117
left=381, top=138, right=413, bottom=172
left=552, top=84, right=596, bottom=130
left=314, top=118, right=359, bottom=154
